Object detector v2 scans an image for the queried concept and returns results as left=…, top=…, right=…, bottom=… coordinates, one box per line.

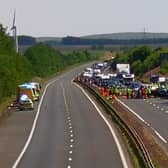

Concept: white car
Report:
left=18, top=94, right=34, bottom=110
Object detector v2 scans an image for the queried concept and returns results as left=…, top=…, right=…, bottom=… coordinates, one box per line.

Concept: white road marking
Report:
left=70, top=139, right=74, bottom=143
left=12, top=65, right=88, bottom=168
left=165, top=111, right=168, bottom=113
left=116, top=98, right=145, bottom=123
left=67, top=165, right=71, bottom=168
left=161, top=108, right=164, bottom=111
left=12, top=77, right=62, bottom=168
left=116, top=98, right=168, bottom=144
left=153, top=104, right=156, bottom=106
left=74, top=83, right=129, bottom=168
left=157, top=106, right=160, bottom=109
left=154, top=130, right=167, bottom=143
left=61, top=83, right=76, bottom=167
left=146, top=123, right=150, bottom=126
left=69, top=151, right=73, bottom=154
left=61, top=83, right=69, bottom=113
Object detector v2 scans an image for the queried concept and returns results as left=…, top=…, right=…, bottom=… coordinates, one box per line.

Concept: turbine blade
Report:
left=13, top=10, right=16, bottom=27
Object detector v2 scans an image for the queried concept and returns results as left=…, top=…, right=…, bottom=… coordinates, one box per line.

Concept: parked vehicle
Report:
left=18, top=94, right=34, bottom=110
left=17, top=83, right=39, bottom=102
left=116, top=64, right=130, bottom=74
left=29, top=82, right=41, bottom=98
left=156, top=87, right=168, bottom=97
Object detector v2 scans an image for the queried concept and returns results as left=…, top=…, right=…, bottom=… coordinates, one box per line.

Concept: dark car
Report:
left=156, top=87, right=168, bottom=97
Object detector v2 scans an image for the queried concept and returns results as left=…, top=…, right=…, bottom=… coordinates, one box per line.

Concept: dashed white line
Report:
left=157, top=106, right=160, bottom=109
left=69, top=151, right=73, bottom=154
left=61, top=83, right=75, bottom=168
left=161, top=108, right=164, bottom=111
left=70, top=139, right=74, bottom=143
left=11, top=68, right=76, bottom=168
left=70, top=144, right=73, bottom=148
left=61, top=83, right=70, bottom=115
left=12, top=77, right=62, bottom=168
left=116, top=98, right=145, bottom=123
left=74, top=83, right=129, bottom=168
left=117, top=98, right=168, bottom=144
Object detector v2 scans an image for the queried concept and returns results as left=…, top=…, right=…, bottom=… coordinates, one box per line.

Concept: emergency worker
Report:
left=147, top=86, right=151, bottom=98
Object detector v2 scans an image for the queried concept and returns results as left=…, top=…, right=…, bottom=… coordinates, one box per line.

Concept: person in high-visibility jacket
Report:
left=147, top=86, right=151, bottom=98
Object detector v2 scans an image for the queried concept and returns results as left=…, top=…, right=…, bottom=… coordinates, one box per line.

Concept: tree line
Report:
left=0, top=24, right=99, bottom=103
left=115, top=46, right=168, bottom=76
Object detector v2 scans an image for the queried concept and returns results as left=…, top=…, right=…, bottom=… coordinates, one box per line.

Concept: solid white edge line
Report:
left=154, top=130, right=167, bottom=144
left=12, top=78, right=59, bottom=168
left=116, top=97, right=168, bottom=144
left=73, top=83, right=129, bottom=168
left=12, top=68, right=77, bottom=167
left=116, top=98, right=145, bottom=123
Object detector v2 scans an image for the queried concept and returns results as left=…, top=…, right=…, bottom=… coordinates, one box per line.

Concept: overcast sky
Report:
left=0, top=0, right=168, bottom=37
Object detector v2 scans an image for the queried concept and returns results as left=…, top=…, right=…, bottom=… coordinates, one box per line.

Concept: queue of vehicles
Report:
left=80, top=62, right=168, bottom=99
left=16, top=82, right=41, bottom=110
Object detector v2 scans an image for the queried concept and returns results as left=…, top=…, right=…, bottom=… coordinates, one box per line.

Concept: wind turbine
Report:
left=11, top=10, right=18, bottom=53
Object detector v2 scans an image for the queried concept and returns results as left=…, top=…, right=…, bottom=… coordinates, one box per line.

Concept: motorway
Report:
left=121, top=97, right=168, bottom=145
left=14, top=65, right=125, bottom=168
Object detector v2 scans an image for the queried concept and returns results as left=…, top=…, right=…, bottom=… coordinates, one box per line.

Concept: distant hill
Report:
left=18, top=32, right=168, bottom=47
left=36, top=37, right=62, bottom=43
left=35, top=32, right=168, bottom=42
left=81, top=32, right=168, bottom=40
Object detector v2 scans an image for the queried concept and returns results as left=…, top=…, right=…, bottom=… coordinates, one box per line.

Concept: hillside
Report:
left=81, top=32, right=168, bottom=40
left=35, top=32, right=168, bottom=42
left=36, top=37, right=62, bottom=43
left=18, top=32, right=168, bottom=47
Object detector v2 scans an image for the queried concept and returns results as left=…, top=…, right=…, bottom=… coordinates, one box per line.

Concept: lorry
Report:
left=116, top=64, right=130, bottom=74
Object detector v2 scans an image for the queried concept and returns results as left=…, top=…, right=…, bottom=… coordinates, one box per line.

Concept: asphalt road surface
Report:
left=121, top=97, right=168, bottom=145
left=15, top=65, right=124, bottom=168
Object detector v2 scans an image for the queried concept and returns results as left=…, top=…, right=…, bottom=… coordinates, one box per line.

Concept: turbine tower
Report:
left=11, top=10, right=18, bottom=53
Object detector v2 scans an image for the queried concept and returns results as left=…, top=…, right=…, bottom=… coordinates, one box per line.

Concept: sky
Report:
left=0, top=0, right=168, bottom=37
